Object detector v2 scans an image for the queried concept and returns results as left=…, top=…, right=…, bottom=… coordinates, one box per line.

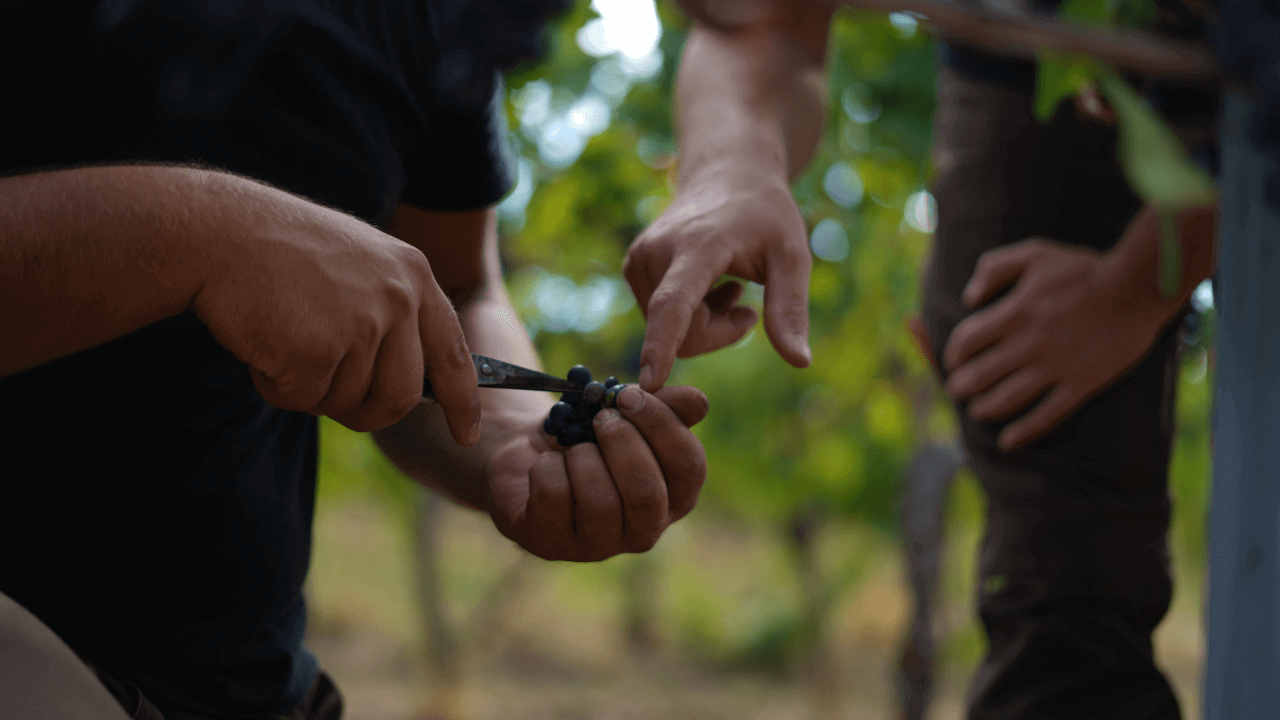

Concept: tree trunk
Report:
left=411, top=489, right=463, bottom=719
left=896, top=441, right=962, bottom=720
left=621, top=553, right=662, bottom=659
left=788, top=505, right=843, bottom=720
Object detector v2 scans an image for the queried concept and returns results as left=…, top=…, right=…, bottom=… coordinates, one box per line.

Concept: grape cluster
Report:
left=542, top=365, right=628, bottom=447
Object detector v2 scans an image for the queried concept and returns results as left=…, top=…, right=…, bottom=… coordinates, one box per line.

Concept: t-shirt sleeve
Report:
left=400, top=74, right=517, bottom=212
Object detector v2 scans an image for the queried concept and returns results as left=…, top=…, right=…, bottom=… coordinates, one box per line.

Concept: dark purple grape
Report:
left=567, top=365, right=592, bottom=386
left=543, top=417, right=564, bottom=436
left=549, top=402, right=575, bottom=424
left=582, top=381, right=605, bottom=405
left=557, top=424, right=587, bottom=447
left=603, top=383, right=626, bottom=409
left=604, top=377, right=619, bottom=388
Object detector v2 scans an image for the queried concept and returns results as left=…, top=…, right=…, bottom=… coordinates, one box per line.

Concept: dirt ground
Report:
left=305, top=498, right=1205, bottom=720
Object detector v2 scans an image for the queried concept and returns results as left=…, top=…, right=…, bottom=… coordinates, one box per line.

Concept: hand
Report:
left=623, top=178, right=812, bottom=392
left=942, top=238, right=1174, bottom=451
left=192, top=195, right=480, bottom=442
left=486, top=386, right=710, bottom=561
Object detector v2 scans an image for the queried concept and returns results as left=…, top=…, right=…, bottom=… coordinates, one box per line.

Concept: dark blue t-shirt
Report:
left=0, top=0, right=563, bottom=716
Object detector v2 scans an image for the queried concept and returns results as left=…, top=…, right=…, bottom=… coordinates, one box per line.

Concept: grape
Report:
left=567, top=365, right=592, bottom=386
left=542, top=365, right=630, bottom=447
left=583, top=381, right=606, bottom=405
left=542, top=417, right=561, bottom=436
left=549, top=402, right=575, bottom=424
left=557, top=424, right=586, bottom=447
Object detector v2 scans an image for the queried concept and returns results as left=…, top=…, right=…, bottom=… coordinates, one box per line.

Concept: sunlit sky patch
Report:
left=576, top=0, right=663, bottom=60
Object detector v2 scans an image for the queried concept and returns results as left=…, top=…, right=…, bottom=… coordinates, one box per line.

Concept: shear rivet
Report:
left=479, top=363, right=494, bottom=377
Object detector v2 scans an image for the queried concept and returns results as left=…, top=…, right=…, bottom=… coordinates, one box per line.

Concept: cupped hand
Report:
left=623, top=179, right=812, bottom=392
left=192, top=196, right=480, bottom=442
left=486, top=386, right=710, bottom=562
left=942, top=238, right=1174, bottom=451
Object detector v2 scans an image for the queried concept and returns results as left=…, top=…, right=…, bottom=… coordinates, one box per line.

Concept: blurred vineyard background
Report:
left=303, top=2, right=1215, bottom=718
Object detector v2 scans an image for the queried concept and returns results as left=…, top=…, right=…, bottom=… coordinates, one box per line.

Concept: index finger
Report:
left=418, top=276, right=482, bottom=447
left=637, top=256, right=728, bottom=391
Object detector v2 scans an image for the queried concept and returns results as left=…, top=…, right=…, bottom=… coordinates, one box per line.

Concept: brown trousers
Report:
left=0, top=590, right=342, bottom=720
left=923, top=68, right=1183, bottom=720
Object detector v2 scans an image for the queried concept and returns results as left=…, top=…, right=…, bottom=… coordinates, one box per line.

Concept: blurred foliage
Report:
left=496, top=5, right=945, bottom=536
left=315, top=0, right=1215, bottom=682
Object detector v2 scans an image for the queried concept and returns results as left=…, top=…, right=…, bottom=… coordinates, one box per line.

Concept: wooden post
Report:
left=1204, top=91, right=1280, bottom=719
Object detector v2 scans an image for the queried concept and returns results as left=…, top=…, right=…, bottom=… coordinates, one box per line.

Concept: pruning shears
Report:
left=421, top=353, right=584, bottom=403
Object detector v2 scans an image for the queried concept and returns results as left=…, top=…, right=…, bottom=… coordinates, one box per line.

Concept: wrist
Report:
left=675, top=114, right=789, bottom=192
left=1097, top=235, right=1188, bottom=328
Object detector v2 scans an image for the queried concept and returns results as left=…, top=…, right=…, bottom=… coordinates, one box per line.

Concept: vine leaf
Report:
left=1034, top=52, right=1098, bottom=121
left=1097, top=69, right=1214, bottom=297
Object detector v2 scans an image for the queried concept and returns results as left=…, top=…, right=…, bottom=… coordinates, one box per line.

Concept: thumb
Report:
left=762, top=245, right=813, bottom=368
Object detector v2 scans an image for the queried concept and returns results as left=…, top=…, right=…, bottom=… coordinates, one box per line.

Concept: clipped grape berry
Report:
left=567, top=365, right=592, bottom=386
left=604, top=376, right=619, bottom=389
left=582, top=381, right=606, bottom=405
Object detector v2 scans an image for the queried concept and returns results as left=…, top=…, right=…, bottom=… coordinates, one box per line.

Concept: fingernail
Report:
left=793, top=335, right=812, bottom=364
left=596, top=408, right=621, bottom=424
left=469, top=418, right=482, bottom=445
left=639, top=364, right=654, bottom=389
left=617, top=386, right=644, bottom=411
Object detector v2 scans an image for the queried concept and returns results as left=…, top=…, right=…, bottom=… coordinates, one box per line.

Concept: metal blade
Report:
left=422, top=354, right=583, bottom=402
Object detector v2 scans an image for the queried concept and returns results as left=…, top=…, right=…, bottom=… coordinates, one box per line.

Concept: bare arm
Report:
left=624, top=0, right=835, bottom=391
left=672, top=0, right=833, bottom=184
left=0, top=165, right=481, bottom=439
left=1, top=166, right=235, bottom=377
left=372, top=206, right=550, bottom=511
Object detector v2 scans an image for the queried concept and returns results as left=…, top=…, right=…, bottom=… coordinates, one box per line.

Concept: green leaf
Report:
left=1059, top=0, right=1115, bottom=26
left=1115, top=0, right=1159, bottom=28
left=1034, top=53, right=1098, bottom=122
left=1097, top=69, right=1216, bottom=210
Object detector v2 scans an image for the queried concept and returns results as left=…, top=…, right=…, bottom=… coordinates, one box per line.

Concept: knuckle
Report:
left=350, top=311, right=383, bottom=348
left=669, top=451, right=707, bottom=484
left=532, top=479, right=572, bottom=507
left=647, top=287, right=689, bottom=317
left=594, top=413, right=632, bottom=442
left=626, top=486, right=666, bottom=519
left=385, top=280, right=417, bottom=313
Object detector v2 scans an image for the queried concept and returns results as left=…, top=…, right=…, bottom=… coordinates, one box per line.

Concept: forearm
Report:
left=373, top=211, right=549, bottom=511
left=0, top=165, right=295, bottom=376
left=673, top=3, right=832, bottom=188
left=1101, top=202, right=1218, bottom=323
